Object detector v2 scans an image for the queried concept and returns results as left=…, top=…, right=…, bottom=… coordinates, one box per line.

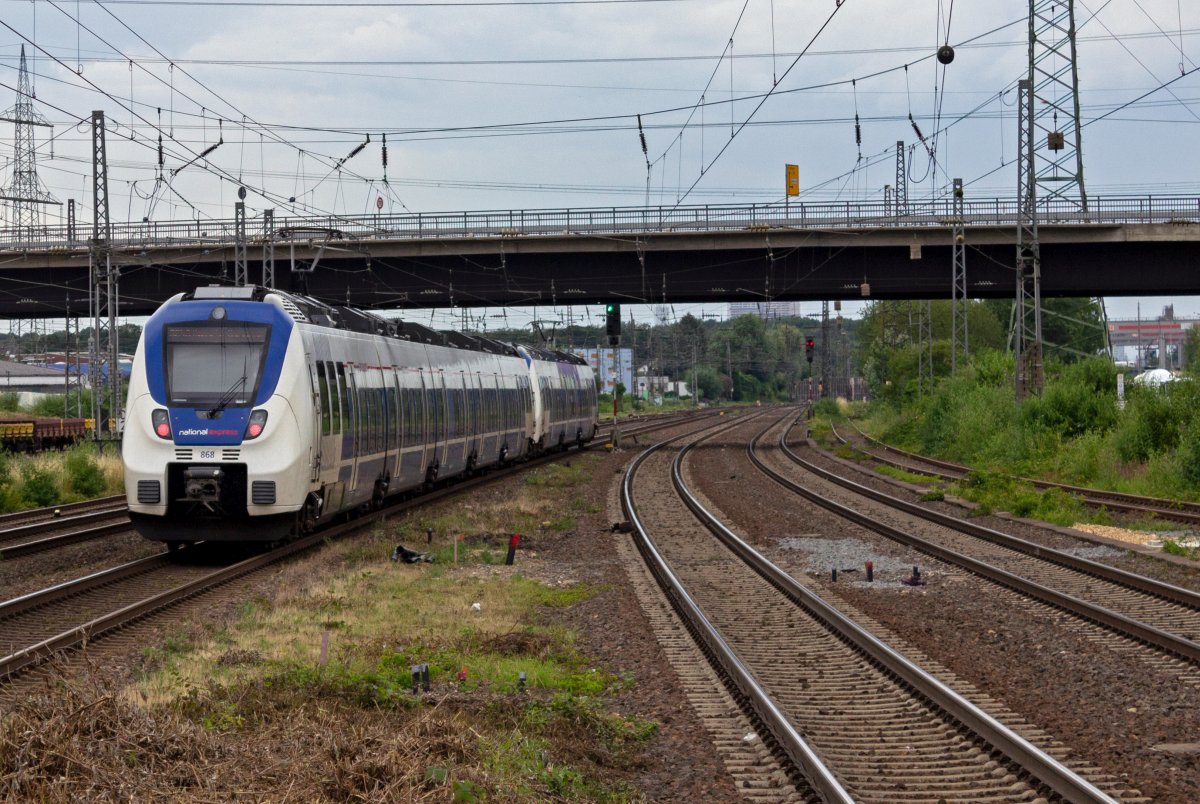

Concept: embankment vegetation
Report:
left=851, top=300, right=1200, bottom=514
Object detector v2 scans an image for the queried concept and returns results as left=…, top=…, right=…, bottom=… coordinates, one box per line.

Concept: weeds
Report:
left=0, top=444, right=123, bottom=511
left=875, top=463, right=942, bottom=485
left=1162, top=539, right=1200, bottom=560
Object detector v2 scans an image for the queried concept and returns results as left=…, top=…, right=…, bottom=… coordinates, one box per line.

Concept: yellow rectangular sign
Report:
left=785, top=164, right=799, bottom=196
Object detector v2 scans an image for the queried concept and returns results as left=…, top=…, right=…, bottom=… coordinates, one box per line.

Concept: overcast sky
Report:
left=1, top=0, right=1198, bottom=328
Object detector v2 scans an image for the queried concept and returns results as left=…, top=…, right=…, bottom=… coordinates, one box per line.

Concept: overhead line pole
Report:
left=90, top=110, right=120, bottom=441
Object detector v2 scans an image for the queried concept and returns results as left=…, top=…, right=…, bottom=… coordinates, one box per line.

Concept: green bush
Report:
left=811, top=397, right=841, bottom=417
left=19, top=463, right=61, bottom=508
left=1113, top=387, right=1180, bottom=462
left=1174, top=421, right=1200, bottom=491
left=65, top=447, right=107, bottom=498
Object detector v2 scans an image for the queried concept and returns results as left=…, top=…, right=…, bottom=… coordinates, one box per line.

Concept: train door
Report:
left=344, top=366, right=360, bottom=495
left=308, top=358, right=323, bottom=483
left=422, top=369, right=445, bottom=482
left=388, top=368, right=401, bottom=482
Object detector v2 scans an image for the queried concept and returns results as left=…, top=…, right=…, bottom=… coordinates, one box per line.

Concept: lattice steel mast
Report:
left=1029, top=0, right=1087, bottom=209
left=1015, top=80, right=1044, bottom=400
left=951, top=178, right=968, bottom=371
left=1015, top=0, right=1087, bottom=399
left=90, top=111, right=121, bottom=440
left=0, top=46, right=59, bottom=241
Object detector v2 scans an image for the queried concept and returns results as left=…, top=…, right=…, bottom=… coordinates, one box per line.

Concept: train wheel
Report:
left=296, top=496, right=321, bottom=535
left=371, top=479, right=389, bottom=511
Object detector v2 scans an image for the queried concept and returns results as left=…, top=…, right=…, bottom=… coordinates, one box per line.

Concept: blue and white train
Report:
left=122, top=286, right=598, bottom=546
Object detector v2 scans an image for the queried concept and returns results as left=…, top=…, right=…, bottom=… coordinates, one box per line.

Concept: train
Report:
left=0, top=413, right=90, bottom=452
left=122, top=285, right=599, bottom=546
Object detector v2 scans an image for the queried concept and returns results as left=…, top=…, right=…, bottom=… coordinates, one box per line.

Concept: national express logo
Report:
left=177, top=428, right=240, bottom=436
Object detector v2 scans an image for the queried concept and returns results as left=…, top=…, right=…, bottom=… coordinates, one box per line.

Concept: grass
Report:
left=954, top=470, right=1108, bottom=527
left=0, top=444, right=123, bottom=511
left=1162, top=539, right=1200, bottom=560
left=874, top=463, right=943, bottom=485
left=108, top=450, right=652, bottom=800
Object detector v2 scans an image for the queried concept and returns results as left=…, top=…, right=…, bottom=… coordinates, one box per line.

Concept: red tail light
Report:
left=152, top=409, right=171, bottom=439
left=245, top=409, right=268, bottom=440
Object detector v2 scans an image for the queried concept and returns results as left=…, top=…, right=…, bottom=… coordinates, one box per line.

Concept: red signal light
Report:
left=151, top=409, right=171, bottom=440
left=244, top=409, right=268, bottom=440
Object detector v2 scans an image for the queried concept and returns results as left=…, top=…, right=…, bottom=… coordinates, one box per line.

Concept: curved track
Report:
left=623, top=410, right=1116, bottom=802
left=755, top=415, right=1200, bottom=668
left=833, top=422, right=1200, bottom=526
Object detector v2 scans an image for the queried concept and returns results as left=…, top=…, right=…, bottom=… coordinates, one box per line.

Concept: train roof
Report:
left=180, top=285, right=547, bottom=360
left=517, top=344, right=589, bottom=366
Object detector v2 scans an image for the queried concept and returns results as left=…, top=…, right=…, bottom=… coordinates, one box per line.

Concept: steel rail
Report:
left=684, top=412, right=1117, bottom=804
left=0, top=553, right=170, bottom=620
left=756, top=417, right=1200, bottom=665
left=0, top=521, right=132, bottom=560
left=621, top=413, right=853, bottom=804
left=0, top=495, right=125, bottom=528
left=838, top=422, right=1200, bottom=524
left=0, top=508, right=130, bottom=543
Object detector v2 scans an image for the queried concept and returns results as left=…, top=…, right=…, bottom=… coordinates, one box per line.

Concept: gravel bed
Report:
left=796, top=428, right=1200, bottom=594
left=687, top=413, right=1200, bottom=802
left=0, top=530, right=162, bottom=600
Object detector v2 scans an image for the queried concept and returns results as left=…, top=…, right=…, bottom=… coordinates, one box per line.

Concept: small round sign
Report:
left=376, top=196, right=384, bottom=210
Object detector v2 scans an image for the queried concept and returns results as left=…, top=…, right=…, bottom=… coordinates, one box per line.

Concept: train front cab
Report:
left=124, top=295, right=313, bottom=543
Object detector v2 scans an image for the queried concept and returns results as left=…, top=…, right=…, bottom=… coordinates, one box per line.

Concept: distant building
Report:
left=634, top=369, right=691, bottom=399
left=571, top=347, right=633, bottom=394
left=728, top=301, right=801, bottom=320
left=0, top=359, right=77, bottom=405
left=1108, top=312, right=1198, bottom=370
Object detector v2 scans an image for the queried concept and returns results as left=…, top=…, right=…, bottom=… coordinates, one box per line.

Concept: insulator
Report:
left=157, top=134, right=163, bottom=167
left=909, top=115, right=925, bottom=143
left=855, top=115, right=862, bottom=146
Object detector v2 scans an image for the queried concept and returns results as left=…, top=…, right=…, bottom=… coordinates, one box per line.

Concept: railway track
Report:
left=0, top=410, right=713, bottom=684
left=752, top=415, right=1200, bottom=668
left=622, top=410, right=1118, bottom=802
left=831, top=421, right=1200, bottom=526
left=0, top=508, right=131, bottom=559
left=0, top=412, right=695, bottom=563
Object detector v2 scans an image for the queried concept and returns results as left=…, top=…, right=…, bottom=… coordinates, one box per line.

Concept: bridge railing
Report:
left=2, top=195, right=1198, bottom=252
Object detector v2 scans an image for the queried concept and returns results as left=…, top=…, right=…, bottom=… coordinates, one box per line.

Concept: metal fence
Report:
left=2, top=195, right=1198, bottom=252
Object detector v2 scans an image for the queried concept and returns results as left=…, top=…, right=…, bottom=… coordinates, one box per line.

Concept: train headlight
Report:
left=152, top=409, right=171, bottom=439
left=245, top=409, right=268, bottom=440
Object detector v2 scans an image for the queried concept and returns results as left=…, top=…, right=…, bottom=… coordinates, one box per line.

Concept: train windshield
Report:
left=163, top=322, right=271, bottom=407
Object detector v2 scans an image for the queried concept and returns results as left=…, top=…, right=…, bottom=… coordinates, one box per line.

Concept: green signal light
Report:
left=606, top=304, right=615, bottom=313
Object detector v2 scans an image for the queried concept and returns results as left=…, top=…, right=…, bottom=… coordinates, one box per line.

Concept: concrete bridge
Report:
left=0, top=195, right=1197, bottom=317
